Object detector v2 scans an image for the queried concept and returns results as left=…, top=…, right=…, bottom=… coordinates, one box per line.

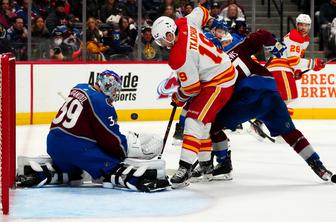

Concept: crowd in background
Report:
left=0, top=0, right=248, bottom=61
left=0, top=0, right=335, bottom=61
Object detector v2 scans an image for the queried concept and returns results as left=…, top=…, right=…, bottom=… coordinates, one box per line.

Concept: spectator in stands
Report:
left=0, top=0, right=16, bottom=29
left=6, top=16, right=27, bottom=60
left=86, top=17, right=109, bottom=61
left=122, top=0, right=138, bottom=19
left=184, top=3, right=193, bottom=16
left=319, top=0, right=336, bottom=55
left=220, top=0, right=245, bottom=20
left=134, top=26, right=161, bottom=61
left=15, top=0, right=38, bottom=25
left=0, top=23, right=11, bottom=54
left=210, top=2, right=222, bottom=19
left=118, top=16, right=137, bottom=55
left=319, top=0, right=336, bottom=25
left=87, top=0, right=99, bottom=18
left=163, top=4, right=176, bottom=20
left=33, top=0, right=50, bottom=18
left=32, top=16, right=51, bottom=60
left=99, top=0, right=123, bottom=23
left=45, top=0, right=68, bottom=32
left=223, top=4, right=245, bottom=29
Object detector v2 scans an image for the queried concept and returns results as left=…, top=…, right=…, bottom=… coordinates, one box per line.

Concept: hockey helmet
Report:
left=96, top=70, right=122, bottom=101
left=151, top=16, right=177, bottom=47
left=296, top=14, right=311, bottom=26
left=211, top=19, right=229, bottom=32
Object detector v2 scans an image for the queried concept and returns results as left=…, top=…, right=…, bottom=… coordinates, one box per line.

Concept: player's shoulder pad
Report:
left=288, top=29, right=310, bottom=43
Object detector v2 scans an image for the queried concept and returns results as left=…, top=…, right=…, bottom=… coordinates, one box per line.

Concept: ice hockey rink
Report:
left=2, top=120, right=336, bottom=222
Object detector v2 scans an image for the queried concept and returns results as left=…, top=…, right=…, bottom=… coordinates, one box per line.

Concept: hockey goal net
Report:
left=0, top=53, right=16, bottom=215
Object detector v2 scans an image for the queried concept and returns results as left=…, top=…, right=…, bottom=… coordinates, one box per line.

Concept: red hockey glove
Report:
left=293, top=69, right=303, bottom=80
left=171, top=92, right=186, bottom=107
left=311, top=58, right=326, bottom=71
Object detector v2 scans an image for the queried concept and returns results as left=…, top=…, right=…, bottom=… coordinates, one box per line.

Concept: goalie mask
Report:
left=96, top=70, right=122, bottom=101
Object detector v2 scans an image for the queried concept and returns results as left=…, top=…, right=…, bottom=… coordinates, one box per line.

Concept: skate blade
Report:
left=190, top=174, right=213, bottom=183
left=172, top=138, right=183, bottom=146
left=171, top=180, right=190, bottom=189
left=212, top=173, right=233, bottom=181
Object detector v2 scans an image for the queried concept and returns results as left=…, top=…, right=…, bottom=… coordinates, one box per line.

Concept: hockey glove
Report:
left=293, top=69, right=303, bottom=80
left=266, top=42, right=287, bottom=58
left=171, top=88, right=189, bottom=107
left=310, top=58, right=325, bottom=71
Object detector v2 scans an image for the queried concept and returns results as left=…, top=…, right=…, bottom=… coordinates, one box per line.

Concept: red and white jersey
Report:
left=168, top=6, right=237, bottom=98
left=268, top=29, right=311, bottom=73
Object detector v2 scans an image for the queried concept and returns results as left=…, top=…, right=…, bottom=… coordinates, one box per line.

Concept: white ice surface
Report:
left=2, top=120, right=336, bottom=222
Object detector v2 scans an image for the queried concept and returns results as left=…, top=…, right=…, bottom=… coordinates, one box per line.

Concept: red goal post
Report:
left=0, top=53, right=16, bottom=215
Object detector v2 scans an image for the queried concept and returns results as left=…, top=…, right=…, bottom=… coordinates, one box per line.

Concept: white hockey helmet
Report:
left=296, top=14, right=311, bottom=26
left=151, top=16, right=177, bottom=47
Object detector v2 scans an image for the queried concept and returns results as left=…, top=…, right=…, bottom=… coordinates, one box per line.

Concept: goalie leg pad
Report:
left=16, top=156, right=83, bottom=187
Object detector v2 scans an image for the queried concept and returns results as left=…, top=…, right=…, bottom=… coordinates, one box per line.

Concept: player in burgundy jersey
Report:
left=191, top=29, right=334, bottom=183
left=16, top=70, right=170, bottom=192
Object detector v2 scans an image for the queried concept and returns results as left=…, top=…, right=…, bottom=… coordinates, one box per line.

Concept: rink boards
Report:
left=15, top=61, right=336, bottom=125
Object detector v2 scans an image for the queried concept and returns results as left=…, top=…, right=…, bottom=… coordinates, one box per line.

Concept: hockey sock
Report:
left=198, top=138, right=212, bottom=162
left=210, top=128, right=230, bottom=163
left=281, top=129, right=320, bottom=162
left=180, top=134, right=201, bottom=164
left=179, top=108, right=187, bottom=128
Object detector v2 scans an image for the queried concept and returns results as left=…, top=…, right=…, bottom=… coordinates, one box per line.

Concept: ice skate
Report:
left=307, top=159, right=333, bottom=181
left=190, top=160, right=214, bottom=182
left=170, top=163, right=192, bottom=188
left=213, top=150, right=233, bottom=180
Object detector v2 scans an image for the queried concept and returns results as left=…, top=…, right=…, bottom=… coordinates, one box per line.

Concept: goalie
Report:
left=16, top=70, right=170, bottom=192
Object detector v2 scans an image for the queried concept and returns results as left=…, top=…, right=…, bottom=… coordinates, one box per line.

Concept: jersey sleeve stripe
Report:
left=200, top=6, right=209, bottom=27
left=181, top=81, right=201, bottom=95
left=202, top=65, right=236, bottom=87
left=287, top=56, right=300, bottom=66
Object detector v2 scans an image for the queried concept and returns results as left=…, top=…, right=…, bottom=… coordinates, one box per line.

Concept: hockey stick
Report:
left=297, top=57, right=336, bottom=77
left=159, top=104, right=177, bottom=159
left=248, top=120, right=276, bottom=143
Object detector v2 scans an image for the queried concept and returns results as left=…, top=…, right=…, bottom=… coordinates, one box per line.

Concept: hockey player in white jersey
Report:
left=152, top=0, right=238, bottom=188
left=267, top=14, right=326, bottom=116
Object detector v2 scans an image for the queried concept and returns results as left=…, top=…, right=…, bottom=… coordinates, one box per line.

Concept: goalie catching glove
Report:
left=126, top=131, right=163, bottom=159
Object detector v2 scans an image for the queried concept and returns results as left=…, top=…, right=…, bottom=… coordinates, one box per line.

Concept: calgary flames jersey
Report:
left=168, top=6, right=237, bottom=98
left=268, top=29, right=311, bottom=73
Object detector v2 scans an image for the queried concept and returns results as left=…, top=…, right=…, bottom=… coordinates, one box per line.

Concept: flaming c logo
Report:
left=157, top=72, right=179, bottom=99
